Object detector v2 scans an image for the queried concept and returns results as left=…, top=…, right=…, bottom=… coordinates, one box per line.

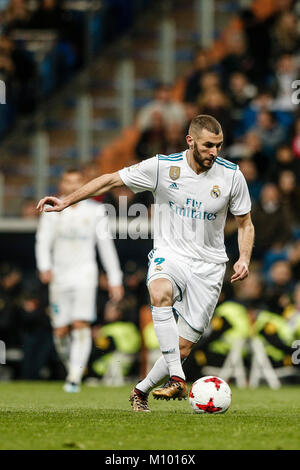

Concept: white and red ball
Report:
left=189, top=376, right=232, bottom=414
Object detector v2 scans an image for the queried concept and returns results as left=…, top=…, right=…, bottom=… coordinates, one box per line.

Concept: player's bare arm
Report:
left=37, top=171, right=124, bottom=213
left=231, top=212, right=255, bottom=284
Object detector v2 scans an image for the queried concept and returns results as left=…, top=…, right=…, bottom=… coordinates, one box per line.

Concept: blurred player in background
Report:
left=37, top=115, right=254, bottom=409
left=35, top=168, right=123, bottom=392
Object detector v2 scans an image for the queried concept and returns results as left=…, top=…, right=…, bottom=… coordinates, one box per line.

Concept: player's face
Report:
left=59, top=172, right=83, bottom=196
left=188, top=129, right=223, bottom=170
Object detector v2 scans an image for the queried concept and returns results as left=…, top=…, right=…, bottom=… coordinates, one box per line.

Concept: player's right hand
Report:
left=36, top=196, right=65, bottom=213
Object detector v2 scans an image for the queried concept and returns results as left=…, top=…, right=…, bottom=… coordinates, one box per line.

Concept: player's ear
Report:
left=186, top=134, right=194, bottom=149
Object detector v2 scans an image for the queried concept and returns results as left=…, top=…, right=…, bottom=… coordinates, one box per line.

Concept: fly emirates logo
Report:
left=168, top=198, right=217, bottom=221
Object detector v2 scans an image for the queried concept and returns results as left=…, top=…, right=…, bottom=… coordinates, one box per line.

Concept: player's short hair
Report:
left=188, top=115, right=222, bottom=137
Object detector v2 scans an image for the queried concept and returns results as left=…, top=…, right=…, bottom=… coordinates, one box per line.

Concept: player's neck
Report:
left=186, top=149, right=207, bottom=175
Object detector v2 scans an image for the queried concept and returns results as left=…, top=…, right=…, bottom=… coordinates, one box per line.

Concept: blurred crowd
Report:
left=1, top=0, right=300, bottom=384
left=0, top=0, right=84, bottom=120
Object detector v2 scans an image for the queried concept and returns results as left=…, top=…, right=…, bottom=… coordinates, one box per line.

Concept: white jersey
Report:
left=35, top=199, right=123, bottom=289
left=119, top=149, right=251, bottom=264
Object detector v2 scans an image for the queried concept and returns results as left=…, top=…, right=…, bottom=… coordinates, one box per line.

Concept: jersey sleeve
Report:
left=229, top=169, right=252, bottom=216
left=118, top=156, right=158, bottom=193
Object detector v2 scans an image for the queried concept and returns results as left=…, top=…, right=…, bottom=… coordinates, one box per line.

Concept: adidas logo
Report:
left=169, top=182, right=179, bottom=190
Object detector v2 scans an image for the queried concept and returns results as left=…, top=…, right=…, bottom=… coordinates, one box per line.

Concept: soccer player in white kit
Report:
left=36, top=168, right=123, bottom=392
left=37, top=116, right=254, bottom=408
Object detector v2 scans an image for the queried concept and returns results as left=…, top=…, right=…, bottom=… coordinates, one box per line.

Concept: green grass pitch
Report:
left=0, top=381, right=299, bottom=450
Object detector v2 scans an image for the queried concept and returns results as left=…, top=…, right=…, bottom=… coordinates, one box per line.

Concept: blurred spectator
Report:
left=29, top=0, right=80, bottom=68
left=270, top=53, right=300, bottom=112
left=221, top=33, right=254, bottom=88
left=198, top=88, right=233, bottom=146
left=136, top=83, right=187, bottom=132
left=265, top=260, right=294, bottom=313
left=240, top=89, right=277, bottom=136
left=135, top=110, right=166, bottom=160
left=234, top=271, right=267, bottom=316
left=252, top=110, right=287, bottom=159
left=3, top=0, right=31, bottom=32
left=277, top=170, right=300, bottom=226
left=29, top=0, right=65, bottom=30
left=268, top=143, right=300, bottom=183
left=227, top=72, right=257, bottom=136
left=0, top=32, right=36, bottom=112
left=238, top=159, right=263, bottom=203
left=228, top=131, right=269, bottom=177
left=183, top=102, right=199, bottom=133
left=183, top=47, right=211, bottom=103
left=19, top=283, right=57, bottom=380
left=271, top=11, right=300, bottom=58
left=241, top=9, right=273, bottom=86
left=199, top=71, right=221, bottom=95
left=252, top=183, right=292, bottom=259
left=163, top=123, right=186, bottom=155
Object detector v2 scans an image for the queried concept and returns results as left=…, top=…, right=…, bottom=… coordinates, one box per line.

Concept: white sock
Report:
left=151, top=306, right=185, bottom=380
left=53, top=334, right=71, bottom=371
left=137, top=356, right=168, bottom=393
left=67, top=327, right=92, bottom=385
left=137, top=354, right=189, bottom=394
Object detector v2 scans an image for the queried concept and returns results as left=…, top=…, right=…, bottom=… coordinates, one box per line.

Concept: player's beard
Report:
left=193, top=142, right=216, bottom=170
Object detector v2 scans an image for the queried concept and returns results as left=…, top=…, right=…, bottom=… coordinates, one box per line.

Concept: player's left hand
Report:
left=231, top=260, right=249, bottom=283
left=108, top=285, right=124, bottom=303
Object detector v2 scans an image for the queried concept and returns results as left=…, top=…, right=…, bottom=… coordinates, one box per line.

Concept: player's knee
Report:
left=54, top=326, right=69, bottom=338
left=150, top=291, right=173, bottom=307
left=148, top=279, right=173, bottom=307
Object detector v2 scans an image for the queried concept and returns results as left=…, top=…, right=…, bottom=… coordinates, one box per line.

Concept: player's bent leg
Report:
left=148, top=278, right=185, bottom=381
left=152, top=337, right=194, bottom=401
left=65, top=320, right=92, bottom=392
left=136, top=337, right=194, bottom=395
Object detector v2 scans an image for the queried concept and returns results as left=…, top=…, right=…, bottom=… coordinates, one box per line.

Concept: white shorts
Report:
left=49, top=285, right=97, bottom=328
left=147, top=248, right=226, bottom=343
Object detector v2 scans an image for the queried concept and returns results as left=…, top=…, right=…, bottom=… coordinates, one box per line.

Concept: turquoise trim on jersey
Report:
left=158, top=157, right=183, bottom=161
left=216, top=157, right=236, bottom=166
left=168, top=152, right=183, bottom=158
left=158, top=152, right=183, bottom=161
left=154, top=155, right=160, bottom=192
left=215, top=157, right=237, bottom=170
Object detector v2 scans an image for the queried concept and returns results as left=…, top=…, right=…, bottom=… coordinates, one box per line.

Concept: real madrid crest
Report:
left=169, top=166, right=180, bottom=181
left=211, top=185, right=221, bottom=199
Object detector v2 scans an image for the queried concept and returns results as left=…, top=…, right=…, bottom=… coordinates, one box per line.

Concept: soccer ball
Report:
left=189, top=376, right=232, bottom=414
